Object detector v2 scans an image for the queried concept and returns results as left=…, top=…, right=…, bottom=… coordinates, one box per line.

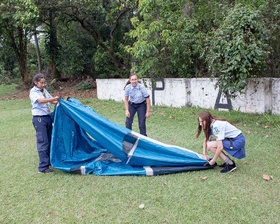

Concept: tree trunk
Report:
left=5, top=24, right=27, bottom=85
left=50, top=60, right=60, bottom=78
left=49, top=9, right=61, bottom=79
left=34, top=32, right=42, bottom=73
left=17, top=26, right=28, bottom=85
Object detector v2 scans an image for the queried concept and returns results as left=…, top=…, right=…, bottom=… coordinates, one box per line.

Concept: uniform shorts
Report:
left=222, top=133, right=246, bottom=159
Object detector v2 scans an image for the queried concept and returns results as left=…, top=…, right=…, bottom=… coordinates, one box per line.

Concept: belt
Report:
left=224, top=133, right=242, bottom=149
left=33, top=115, right=51, bottom=117
left=129, top=100, right=146, bottom=105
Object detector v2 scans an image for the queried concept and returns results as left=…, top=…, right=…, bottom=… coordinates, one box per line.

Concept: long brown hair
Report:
left=123, top=71, right=141, bottom=89
left=195, top=111, right=233, bottom=140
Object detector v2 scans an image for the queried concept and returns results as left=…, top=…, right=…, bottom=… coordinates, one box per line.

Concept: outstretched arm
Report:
left=202, top=137, right=208, bottom=160
left=124, top=96, right=130, bottom=118
left=37, top=96, right=59, bottom=104
left=145, top=97, right=151, bottom=118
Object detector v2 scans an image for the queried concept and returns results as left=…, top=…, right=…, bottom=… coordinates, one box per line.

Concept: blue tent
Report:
left=50, top=98, right=215, bottom=175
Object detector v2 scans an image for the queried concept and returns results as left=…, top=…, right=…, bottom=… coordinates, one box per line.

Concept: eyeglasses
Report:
left=38, top=82, right=47, bottom=85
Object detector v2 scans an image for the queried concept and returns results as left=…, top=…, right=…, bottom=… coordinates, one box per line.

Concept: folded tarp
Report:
left=50, top=97, right=215, bottom=175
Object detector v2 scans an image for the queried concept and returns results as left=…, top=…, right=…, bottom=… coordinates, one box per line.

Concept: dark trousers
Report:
left=126, top=101, right=147, bottom=136
left=32, top=116, right=52, bottom=172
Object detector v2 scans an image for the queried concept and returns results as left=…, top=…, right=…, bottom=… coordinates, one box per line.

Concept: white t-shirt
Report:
left=211, top=120, right=241, bottom=140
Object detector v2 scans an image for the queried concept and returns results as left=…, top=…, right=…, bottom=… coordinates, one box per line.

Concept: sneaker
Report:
left=220, top=161, right=237, bottom=174
left=38, top=168, right=54, bottom=174
left=219, top=162, right=226, bottom=168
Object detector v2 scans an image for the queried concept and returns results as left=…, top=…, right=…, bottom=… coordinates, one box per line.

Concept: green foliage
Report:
left=44, top=31, right=60, bottom=63
left=192, top=0, right=230, bottom=32
left=76, top=80, right=94, bottom=90
left=1, top=0, right=280, bottom=94
left=206, top=4, right=270, bottom=96
left=260, top=0, right=280, bottom=77
left=93, top=45, right=128, bottom=78
left=43, top=0, right=137, bottom=78
left=27, top=42, right=40, bottom=76
left=0, top=0, right=39, bottom=29
left=0, top=42, right=17, bottom=83
left=0, top=0, right=40, bottom=83
left=0, top=73, right=10, bottom=85
left=93, top=46, right=118, bottom=78
left=56, top=23, right=96, bottom=78
left=127, top=0, right=205, bottom=78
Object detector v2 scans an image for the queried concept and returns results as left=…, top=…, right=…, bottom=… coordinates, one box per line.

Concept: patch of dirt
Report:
left=1, top=79, right=97, bottom=100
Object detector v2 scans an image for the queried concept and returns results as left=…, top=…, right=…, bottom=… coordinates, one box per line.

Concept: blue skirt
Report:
left=222, top=134, right=246, bottom=159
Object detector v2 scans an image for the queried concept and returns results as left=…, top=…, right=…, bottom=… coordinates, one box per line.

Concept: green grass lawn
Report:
left=0, top=84, right=279, bottom=223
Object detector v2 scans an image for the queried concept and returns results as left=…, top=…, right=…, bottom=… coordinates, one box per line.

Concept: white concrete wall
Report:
left=96, top=78, right=280, bottom=115
left=151, top=78, right=191, bottom=107
left=96, top=79, right=128, bottom=101
left=272, top=78, right=280, bottom=114
left=232, top=78, right=272, bottom=113
left=190, top=78, right=218, bottom=109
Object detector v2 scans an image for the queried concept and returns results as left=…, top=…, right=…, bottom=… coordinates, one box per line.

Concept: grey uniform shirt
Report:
left=124, top=83, right=149, bottom=104
left=29, top=86, right=52, bottom=116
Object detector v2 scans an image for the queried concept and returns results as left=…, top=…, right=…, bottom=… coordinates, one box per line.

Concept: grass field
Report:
left=0, top=84, right=279, bottom=223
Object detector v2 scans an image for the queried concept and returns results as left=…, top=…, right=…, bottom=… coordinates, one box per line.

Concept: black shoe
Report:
left=38, top=168, right=54, bottom=174
left=219, top=162, right=226, bottom=168
left=220, top=161, right=236, bottom=174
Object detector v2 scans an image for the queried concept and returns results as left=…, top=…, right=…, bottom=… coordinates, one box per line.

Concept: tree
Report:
left=56, top=22, right=96, bottom=78
left=0, top=0, right=39, bottom=85
left=35, top=0, right=138, bottom=78
left=206, top=4, right=270, bottom=96
left=33, top=1, right=62, bottom=79
left=126, top=0, right=206, bottom=78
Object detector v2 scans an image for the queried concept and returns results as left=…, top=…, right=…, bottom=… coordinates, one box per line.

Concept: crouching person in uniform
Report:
left=195, top=111, right=246, bottom=174
left=29, top=73, right=59, bottom=173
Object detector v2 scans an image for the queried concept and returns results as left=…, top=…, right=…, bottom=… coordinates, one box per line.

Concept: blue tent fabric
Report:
left=50, top=97, right=215, bottom=175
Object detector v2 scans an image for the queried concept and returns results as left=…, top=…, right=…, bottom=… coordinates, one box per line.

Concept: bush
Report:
left=76, top=81, right=94, bottom=90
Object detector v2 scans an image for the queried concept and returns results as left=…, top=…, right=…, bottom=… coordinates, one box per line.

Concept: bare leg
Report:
left=207, top=141, right=228, bottom=161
